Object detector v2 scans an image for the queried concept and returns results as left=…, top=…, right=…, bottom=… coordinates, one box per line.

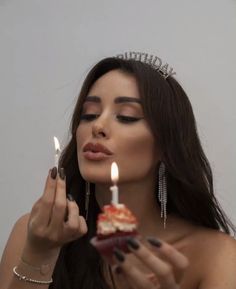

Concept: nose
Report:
left=92, top=115, right=109, bottom=139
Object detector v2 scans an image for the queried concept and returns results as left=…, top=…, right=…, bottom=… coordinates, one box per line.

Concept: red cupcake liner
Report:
left=90, top=231, right=139, bottom=262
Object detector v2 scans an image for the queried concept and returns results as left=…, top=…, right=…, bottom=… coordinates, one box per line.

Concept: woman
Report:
left=0, top=53, right=236, bottom=289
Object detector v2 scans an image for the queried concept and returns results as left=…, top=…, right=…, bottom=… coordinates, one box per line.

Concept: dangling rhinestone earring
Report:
left=85, top=181, right=90, bottom=221
left=158, top=162, right=167, bottom=229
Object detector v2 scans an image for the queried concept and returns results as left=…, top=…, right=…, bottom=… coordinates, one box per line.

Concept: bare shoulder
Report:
left=194, top=227, right=236, bottom=255
left=0, top=213, right=30, bottom=285
left=194, top=228, right=236, bottom=289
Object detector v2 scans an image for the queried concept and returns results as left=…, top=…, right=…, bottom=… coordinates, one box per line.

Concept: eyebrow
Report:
left=85, top=96, right=142, bottom=104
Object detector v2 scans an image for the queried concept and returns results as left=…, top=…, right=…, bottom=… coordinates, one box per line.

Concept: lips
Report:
left=83, top=142, right=113, bottom=160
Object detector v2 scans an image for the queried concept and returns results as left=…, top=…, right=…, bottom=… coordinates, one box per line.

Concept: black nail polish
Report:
left=147, top=237, right=162, bottom=248
left=50, top=167, right=57, bottom=179
left=67, top=194, right=74, bottom=202
left=115, top=266, right=122, bottom=274
left=59, top=168, right=65, bottom=180
left=127, top=238, right=140, bottom=250
left=113, top=248, right=125, bottom=262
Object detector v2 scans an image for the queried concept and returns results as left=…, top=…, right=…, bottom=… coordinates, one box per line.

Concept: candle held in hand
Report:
left=110, top=162, right=119, bottom=204
left=54, top=136, right=61, bottom=168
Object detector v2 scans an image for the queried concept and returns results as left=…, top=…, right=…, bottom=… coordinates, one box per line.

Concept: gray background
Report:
left=0, top=0, right=235, bottom=256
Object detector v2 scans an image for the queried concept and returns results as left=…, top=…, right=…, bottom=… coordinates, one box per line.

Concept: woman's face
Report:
left=76, top=69, right=158, bottom=185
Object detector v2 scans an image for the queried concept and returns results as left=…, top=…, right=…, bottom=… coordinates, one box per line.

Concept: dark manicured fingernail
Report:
left=59, top=168, right=65, bottom=180
left=127, top=238, right=140, bottom=250
left=50, top=167, right=57, bottom=179
left=114, top=266, right=122, bottom=274
left=147, top=237, right=162, bottom=248
left=67, top=194, right=74, bottom=202
left=113, top=248, right=125, bottom=263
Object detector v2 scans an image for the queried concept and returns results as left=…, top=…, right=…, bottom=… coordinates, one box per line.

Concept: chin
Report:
left=79, top=168, right=110, bottom=184
left=78, top=159, right=112, bottom=182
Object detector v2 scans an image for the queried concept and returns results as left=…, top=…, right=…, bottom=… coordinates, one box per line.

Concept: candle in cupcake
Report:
left=90, top=161, right=138, bottom=261
left=110, top=162, right=119, bottom=205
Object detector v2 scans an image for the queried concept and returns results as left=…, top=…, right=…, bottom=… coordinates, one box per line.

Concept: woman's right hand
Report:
left=22, top=167, right=88, bottom=263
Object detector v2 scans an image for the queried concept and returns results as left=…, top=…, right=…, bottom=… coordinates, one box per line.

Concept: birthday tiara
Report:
left=116, top=51, right=176, bottom=79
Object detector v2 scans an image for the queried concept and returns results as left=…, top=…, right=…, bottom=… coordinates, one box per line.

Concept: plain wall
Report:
left=0, top=0, right=235, bottom=255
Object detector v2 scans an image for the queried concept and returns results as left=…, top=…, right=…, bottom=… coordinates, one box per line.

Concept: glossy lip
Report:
left=82, top=142, right=113, bottom=161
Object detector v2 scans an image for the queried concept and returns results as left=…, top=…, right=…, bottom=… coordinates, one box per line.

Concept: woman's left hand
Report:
left=112, top=237, right=189, bottom=289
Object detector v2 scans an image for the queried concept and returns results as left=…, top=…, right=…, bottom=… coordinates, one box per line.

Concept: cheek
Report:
left=76, top=124, right=88, bottom=148
left=117, top=127, right=157, bottom=179
left=76, top=125, right=87, bottom=164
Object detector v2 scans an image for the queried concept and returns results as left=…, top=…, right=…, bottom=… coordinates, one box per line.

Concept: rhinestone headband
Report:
left=116, top=51, right=176, bottom=79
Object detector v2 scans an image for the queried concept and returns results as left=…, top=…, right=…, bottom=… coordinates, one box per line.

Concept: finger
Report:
left=146, top=273, right=161, bottom=288
left=66, top=196, right=87, bottom=235
left=147, top=237, right=189, bottom=281
left=63, top=199, right=80, bottom=240
left=126, top=238, right=177, bottom=289
left=64, top=199, right=87, bottom=241
left=36, top=167, right=57, bottom=226
left=112, top=266, right=134, bottom=289
left=78, top=215, right=88, bottom=236
left=49, top=168, right=67, bottom=229
left=63, top=195, right=74, bottom=222
left=113, top=248, right=158, bottom=289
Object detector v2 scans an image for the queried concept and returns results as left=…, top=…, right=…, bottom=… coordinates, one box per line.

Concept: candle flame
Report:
left=111, top=162, right=119, bottom=184
left=54, top=136, right=61, bottom=153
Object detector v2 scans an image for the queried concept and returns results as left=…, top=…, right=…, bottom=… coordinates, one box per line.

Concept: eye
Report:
left=116, top=115, right=143, bottom=123
left=80, top=114, right=99, bottom=121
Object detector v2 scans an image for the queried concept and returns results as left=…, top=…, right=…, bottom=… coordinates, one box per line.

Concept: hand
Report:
left=22, top=167, right=88, bottom=261
left=112, top=237, right=189, bottom=289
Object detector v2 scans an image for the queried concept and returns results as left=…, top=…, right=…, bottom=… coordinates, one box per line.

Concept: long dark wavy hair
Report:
left=49, top=57, right=236, bottom=289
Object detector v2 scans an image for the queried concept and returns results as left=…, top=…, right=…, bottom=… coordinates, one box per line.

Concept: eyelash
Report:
left=80, top=114, right=142, bottom=123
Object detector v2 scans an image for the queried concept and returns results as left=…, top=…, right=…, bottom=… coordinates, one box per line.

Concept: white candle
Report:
left=53, top=136, right=61, bottom=168
left=110, top=162, right=119, bottom=205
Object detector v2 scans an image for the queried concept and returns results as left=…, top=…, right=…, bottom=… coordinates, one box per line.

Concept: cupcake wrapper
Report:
left=90, top=232, right=138, bottom=259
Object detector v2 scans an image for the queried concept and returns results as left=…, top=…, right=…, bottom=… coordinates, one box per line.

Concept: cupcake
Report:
left=90, top=203, right=138, bottom=261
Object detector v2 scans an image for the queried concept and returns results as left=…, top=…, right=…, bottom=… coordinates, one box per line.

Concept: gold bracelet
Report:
left=13, top=266, right=53, bottom=285
left=20, top=257, right=52, bottom=275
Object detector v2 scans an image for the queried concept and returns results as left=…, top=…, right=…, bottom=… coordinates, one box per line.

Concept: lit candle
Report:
left=110, top=162, right=119, bottom=205
left=53, top=136, right=61, bottom=168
